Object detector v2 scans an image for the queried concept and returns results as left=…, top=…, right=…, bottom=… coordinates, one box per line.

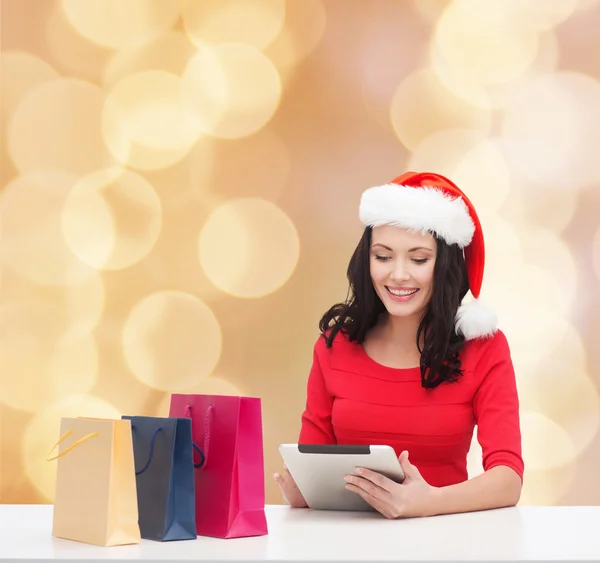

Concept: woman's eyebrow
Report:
left=371, top=243, right=392, bottom=251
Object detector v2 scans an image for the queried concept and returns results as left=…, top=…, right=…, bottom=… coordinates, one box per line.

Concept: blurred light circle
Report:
left=509, top=175, right=578, bottom=232
left=183, top=0, right=285, bottom=51
left=501, top=72, right=600, bottom=190
left=182, top=43, right=282, bottom=139
left=411, top=0, right=451, bottom=24
left=452, top=138, right=511, bottom=216
left=576, top=0, right=600, bottom=12
left=46, top=4, right=111, bottom=83
left=518, top=325, right=600, bottom=458
left=60, top=0, right=182, bottom=50
left=503, top=0, right=578, bottom=31
left=434, top=0, right=539, bottom=85
left=103, top=31, right=197, bottom=89
left=156, top=376, right=242, bottom=416
left=198, top=198, right=300, bottom=298
left=106, top=71, right=199, bottom=149
left=8, top=78, right=115, bottom=176
left=0, top=270, right=104, bottom=344
left=0, top=51, right=59, bottom=131
left=515, top=227, right=578, bottom=311
left=102, top=70, right=201, bottom=172
left=468, top=419, right=577, bottom=505
left=519, top=463, right=577, bottom=505
left=408, top=131, right=511, bottom=215
left=264, top=0, right=326, bottom=71
left=61, top=168, right=162, bottom=270
left=408, top=129, right=486, bottom=177
left=431, top=28, right=558, bottom=110
left=390, top=68, right=492, bottom=151
left=521, top=411, right=577, bottom=470
left=0, top=172, right=96, bottom=286
left=466, top=428, right=483, bottom=478
left=122, top=291, right=222, bottom=390
left=487, top=265, right=570, bottom=369
left=594, top=225, right=600, bottom=282
left=478, top=217, right=524, bottom=282
left=428, top=56, right=492, bottom=111
left=0, top=336, right=98, bottom=414
left=23, top=394, right=121, bottom=501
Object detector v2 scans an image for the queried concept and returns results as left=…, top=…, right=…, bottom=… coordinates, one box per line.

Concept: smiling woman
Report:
left=274, top=171, right=523, bottom=519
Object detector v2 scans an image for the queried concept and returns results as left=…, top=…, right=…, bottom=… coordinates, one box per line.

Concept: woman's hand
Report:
left=344, top=450, right=437, bottom=519
left=274, top=465, right=308, bottom=508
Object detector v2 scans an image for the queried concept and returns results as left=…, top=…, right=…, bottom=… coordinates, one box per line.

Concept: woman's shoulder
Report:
left=314, top=327, right=353, bottom=351
left=313, top=328, right=360, bottom=362
left=460, top=329, right=512, bottom=368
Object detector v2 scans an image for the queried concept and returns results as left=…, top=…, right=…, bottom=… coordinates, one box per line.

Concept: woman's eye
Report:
left=374, top=255, right=390, bottom=261
left=412, top=258, right=429, bottom=264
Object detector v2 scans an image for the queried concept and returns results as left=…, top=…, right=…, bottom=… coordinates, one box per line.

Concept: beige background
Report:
left=1, top=0, right=600, bottom=508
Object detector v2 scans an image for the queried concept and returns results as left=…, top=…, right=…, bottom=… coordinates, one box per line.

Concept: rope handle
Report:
left=184, top=403, right=214, bottom=469
left=132, top=424, right=206, bottom=473
left=132, top=426, right=162, bottom=475
left=192, top=442, right=205, bottom=468
left=46, top=430, right=98, bottom=461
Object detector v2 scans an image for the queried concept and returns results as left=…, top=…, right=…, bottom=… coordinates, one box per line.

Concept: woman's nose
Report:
left=390, top=264, right=411, bottom=282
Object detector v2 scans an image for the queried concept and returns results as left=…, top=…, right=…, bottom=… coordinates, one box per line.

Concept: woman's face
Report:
left=369, top=226, right=437, bottom=319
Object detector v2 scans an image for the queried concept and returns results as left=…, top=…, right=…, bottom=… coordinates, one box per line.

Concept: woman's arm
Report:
left=298, top=335, right=336, bottom=444
left=428, top=465, right=521, bottom=516
left=345, top=452, right=521, bottom=519
left=430, top=330, right=525, bottom=515
left=345, top=331, right=524, bottom=519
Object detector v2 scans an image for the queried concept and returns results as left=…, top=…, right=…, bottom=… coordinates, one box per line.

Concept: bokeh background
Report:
left=1, top=0, right=600, bottom=507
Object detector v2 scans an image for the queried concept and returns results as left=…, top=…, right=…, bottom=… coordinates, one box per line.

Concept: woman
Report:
left=274, top=171, right=523, bottom=519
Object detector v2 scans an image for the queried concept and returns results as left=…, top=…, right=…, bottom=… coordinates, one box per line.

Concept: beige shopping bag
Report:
left=48, top=417, right=141, bottom=546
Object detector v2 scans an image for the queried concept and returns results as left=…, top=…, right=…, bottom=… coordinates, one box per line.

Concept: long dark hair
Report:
left=319, top=227, right=469, bottom=388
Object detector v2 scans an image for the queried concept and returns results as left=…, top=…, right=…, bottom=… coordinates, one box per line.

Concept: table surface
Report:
left=1, top=504, right=599, bottom=562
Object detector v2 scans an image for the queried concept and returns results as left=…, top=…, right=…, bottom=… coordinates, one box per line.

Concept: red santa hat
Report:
left=359, top=171, right=496, bottom=341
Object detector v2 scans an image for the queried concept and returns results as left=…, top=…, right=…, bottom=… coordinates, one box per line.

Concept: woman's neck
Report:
left=363, top=313, right=423, bottom=369
left=377, top=312, right=421, bottom=344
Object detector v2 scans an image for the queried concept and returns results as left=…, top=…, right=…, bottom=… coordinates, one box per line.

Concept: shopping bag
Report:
left=122, top=416, right=197, bottom=541
left=48, top=417, right=140, bottom=546
left=169, top=394, right=268, bottom=539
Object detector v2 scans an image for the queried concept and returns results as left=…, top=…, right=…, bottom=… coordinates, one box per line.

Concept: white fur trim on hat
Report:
left=455, top=298, right=497, bottom=340
left=359, top=184, right=475, bottom=248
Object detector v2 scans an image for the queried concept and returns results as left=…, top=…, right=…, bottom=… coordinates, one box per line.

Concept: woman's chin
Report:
left=384, top=304, right=423, bottom=318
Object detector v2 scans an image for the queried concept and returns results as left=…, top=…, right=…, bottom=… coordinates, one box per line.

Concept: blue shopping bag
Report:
left=122, top=416, right=200, bottom=541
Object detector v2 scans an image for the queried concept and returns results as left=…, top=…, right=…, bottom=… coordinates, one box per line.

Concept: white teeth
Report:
left=388, top=288, right=418, bottom=296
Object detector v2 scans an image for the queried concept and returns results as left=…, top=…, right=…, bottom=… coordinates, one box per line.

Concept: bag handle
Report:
left=46, top=429, right=98, bottom=461
left=192, top=442, right=205, bottom=468
left=184, top=403, right=214, bottom=469
left=131, top=422, right=206, bottom=473
left=132, top=426, right=162, bottom=475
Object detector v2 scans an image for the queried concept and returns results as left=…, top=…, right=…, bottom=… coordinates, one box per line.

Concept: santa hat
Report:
left=359, top=171, right=497, bottom=341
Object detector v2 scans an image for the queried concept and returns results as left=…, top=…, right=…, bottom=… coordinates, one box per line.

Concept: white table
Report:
left=1, top=504, right=599, bottom=561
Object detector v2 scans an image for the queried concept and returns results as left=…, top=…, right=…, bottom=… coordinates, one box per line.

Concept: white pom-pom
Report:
left=455, top=299, right=497, bottom=340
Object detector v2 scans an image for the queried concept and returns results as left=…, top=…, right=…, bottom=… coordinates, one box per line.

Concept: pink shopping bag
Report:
left=169, top=394, right=268, bottom=539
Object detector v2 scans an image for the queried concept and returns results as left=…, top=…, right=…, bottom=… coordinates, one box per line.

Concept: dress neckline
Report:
left=359, top=344, right=421, bottom=372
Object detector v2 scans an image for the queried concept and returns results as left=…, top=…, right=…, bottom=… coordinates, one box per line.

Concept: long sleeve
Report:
left=298, top=337, right=336, bottom=444
left=473, top=331, right=524, bottom=480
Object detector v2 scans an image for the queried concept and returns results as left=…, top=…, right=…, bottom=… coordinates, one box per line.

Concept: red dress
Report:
left=298, top=330, right=524, bottom=487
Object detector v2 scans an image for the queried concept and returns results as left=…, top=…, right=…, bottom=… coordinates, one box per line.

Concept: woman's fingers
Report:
left=274, top=468, right=307, bottom=508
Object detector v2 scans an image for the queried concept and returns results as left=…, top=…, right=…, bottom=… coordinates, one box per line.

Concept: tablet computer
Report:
left=278, top=444, right=405, bottom=512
